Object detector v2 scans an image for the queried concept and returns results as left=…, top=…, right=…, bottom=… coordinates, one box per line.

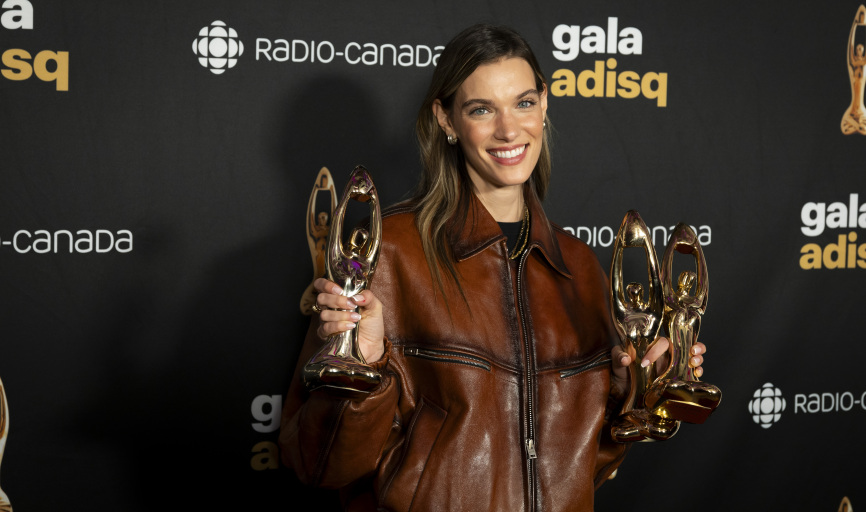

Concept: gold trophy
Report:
left=609, top=211, right=679, bottom=442
left=0, top=377, right=11, bottom=512
left=842, top=5, right=866, bottom=135
left=610, top=212, right=722, bottom=442
left=644, top=222, right=721, bottom=424
left=302, top=166, right=383, bottom=398
left=300, top=167, right=337, bottom=316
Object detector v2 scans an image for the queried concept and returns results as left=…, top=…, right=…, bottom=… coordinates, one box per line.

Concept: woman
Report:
left=280, top=24, right=705, bottom=511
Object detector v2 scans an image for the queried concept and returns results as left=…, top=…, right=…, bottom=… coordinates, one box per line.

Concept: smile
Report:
left=488, top=144, right=527, bottom=159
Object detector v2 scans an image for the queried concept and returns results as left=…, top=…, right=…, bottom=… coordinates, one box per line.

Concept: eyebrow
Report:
left=461, top=88, right=540, bottom=109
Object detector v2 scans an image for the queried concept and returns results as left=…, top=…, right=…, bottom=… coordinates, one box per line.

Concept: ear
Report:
left=432, top=99, right=455, bottom=136
left=539, top=83, right=548, bottom=119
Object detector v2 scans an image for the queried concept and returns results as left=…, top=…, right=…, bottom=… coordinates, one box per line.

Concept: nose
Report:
left=494, top=110, right=519, bottom=142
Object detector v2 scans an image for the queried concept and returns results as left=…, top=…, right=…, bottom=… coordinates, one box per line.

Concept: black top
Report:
left=498, top=220, right=523, bottom=256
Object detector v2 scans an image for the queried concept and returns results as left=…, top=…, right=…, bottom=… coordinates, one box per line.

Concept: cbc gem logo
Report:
left=192, top=20, right=244, bottom=75
left=748, top=382, right=787, bottom=429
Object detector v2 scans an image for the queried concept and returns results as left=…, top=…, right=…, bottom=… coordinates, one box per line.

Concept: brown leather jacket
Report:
left=280, top=190, right=628, bottom=511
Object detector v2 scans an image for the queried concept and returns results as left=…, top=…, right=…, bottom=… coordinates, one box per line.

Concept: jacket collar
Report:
left=450, top=186, right=572, bottom=279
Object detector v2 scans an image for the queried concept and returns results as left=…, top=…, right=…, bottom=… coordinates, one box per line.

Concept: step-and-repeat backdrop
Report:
left=1, top=1, right=863, bottom=510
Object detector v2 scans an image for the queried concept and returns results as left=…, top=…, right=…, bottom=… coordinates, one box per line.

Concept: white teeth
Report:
left=489, top=145, right=526, bottom=159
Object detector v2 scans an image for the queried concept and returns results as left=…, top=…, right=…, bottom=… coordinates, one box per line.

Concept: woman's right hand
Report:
left=313, top=278, right=385, bottom=363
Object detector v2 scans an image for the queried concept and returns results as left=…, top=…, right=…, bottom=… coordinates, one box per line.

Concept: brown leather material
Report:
left=280, top=188, right=629, bottom=511
left=378, top=397, right=448, bottom=512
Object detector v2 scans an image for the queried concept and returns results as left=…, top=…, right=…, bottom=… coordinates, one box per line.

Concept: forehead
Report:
left=456, top=57, right=537, bottom=100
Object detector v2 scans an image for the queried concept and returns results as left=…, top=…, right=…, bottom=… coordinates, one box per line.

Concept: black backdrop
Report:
left=1, top=1, right=864, bottom=510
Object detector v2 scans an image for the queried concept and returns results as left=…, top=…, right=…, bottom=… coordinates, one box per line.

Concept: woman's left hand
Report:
left=610, top=339, right=706, bottom=400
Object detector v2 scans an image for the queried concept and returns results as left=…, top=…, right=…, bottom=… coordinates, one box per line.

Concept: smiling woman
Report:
left=411, top=25, right=554, bottom=298
left=433, top=57, right=547, bottom=222
left=279, top=23, right=704, bottom=512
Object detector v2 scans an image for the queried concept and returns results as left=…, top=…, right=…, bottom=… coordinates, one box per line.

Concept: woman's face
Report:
left=435, top=57, right=547, bottom=201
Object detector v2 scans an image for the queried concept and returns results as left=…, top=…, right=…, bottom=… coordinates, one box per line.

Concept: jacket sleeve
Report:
left=279, top=318, right=400, bottom=489
left=594, top=261, right=632, bottom=487
left=593, top=389, right=631, bottom=488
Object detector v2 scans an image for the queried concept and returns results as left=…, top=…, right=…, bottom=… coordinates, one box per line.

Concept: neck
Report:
left=473, top=185, right=525, bottom=222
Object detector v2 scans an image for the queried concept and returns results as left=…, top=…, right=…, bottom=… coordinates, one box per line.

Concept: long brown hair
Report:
left=414, top=24, right=551, bottom=299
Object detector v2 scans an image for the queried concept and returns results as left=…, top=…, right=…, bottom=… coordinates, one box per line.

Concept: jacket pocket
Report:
left=378, top=396, right=447, bottom=512
left=559, top=350, right=611, bottom=379
left=404, top=347, right=491, bottom=372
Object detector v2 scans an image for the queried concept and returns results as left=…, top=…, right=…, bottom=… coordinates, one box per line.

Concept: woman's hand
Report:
left=609, top=339, right=706, bottom=400
left=313, top=278, right=385, bottom=363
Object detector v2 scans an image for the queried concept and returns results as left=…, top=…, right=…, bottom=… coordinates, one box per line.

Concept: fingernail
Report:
left=690, top=356, right=700, bottom=367
left=349, top=313, right=362, bottom=322
left=620, top=355, right=629, bottom=365
left=695, top=367, right=703, bottom=378
left=640, top=359, right=650, bottom=368
left=345, top=322, right=356, bottom=329
left=352, top=295, right=365, bottom=304
left=331, top=285, right=343, bottom=295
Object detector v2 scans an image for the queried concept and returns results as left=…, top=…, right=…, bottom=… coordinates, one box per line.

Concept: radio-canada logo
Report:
left=193, top=20, right=244, bottom=75
left=748, top=382, right=786, bottom=429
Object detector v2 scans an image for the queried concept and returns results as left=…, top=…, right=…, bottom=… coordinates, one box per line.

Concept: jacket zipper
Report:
left=404, top=347, right=491, bottom=371
left=515, top=247, right=537, bottom=511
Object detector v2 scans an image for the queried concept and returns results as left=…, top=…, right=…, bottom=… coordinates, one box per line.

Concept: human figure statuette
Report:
left=0, top=377, right=11, bottom=512
left=645, top=223, right=721, bottom=424
left=300, top=167, right=337, bottom=316
left=842, top=5, right=866, bottom=135
left=609, top=212, right=721, bottom=442
left=609, top=211, right=679, bottom=442
left=302, top=166, right=382, bottom=398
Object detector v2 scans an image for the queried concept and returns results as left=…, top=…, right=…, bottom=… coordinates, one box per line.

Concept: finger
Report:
left=611, top=345, right=631, bottom=367
left=316, top=319, right=358, bottom=339
left=350, top=289, right=382, bottom=315
left=319, top=309, right=362, bottom=324
left=312, top=279, right=356, bottom=311
left=691, top=342, right=706, bottom=356
left=641, top=336, right=670, bottom=367
left=317, top=292, right=356, bottom=311
left=313, top=278, right=343, bottom=296
left=350, top=289, right=378, bottom=306
left=689, top=354, right=704, bottom=368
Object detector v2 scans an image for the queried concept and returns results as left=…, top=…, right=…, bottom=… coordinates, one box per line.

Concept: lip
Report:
left=487, top=144, right=528, bottom=165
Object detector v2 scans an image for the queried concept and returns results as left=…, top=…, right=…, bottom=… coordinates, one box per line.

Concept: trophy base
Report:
left=645, top=380, right=722, bottom=424
left=611, top=409, right=680, bottom=443
left=302, top=357, right=382, bottom=400
left=841, top=108, right=866, bottom=135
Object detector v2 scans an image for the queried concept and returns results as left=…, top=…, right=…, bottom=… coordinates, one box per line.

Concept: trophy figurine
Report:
left=838, top=497, right=853, bottom=512
left=299, top=167, right=337, bottom=316
left=842, top=5, right=866, bottom=135
left=609, top=211, right=680, bottom=442
left=0, top=377, right=11, bottom=512
left=302, top=166, right=383, bottom=398
left=644, top=223, right=721, bottom=424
